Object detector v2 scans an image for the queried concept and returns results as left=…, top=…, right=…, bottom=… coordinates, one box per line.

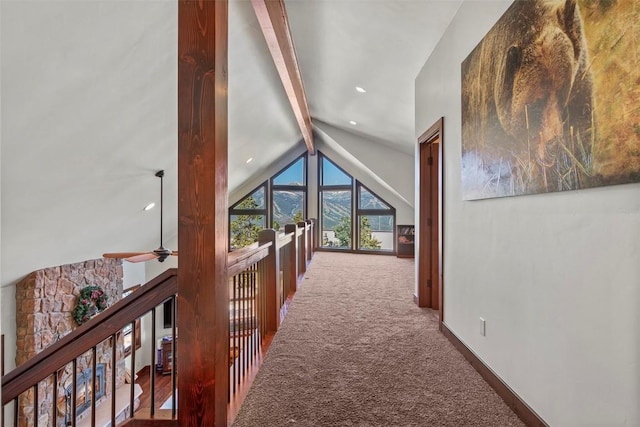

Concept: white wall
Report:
left=315, top=121, right=415, bottom=208
left=314, top=126, right=414, bottom=226
left=1, top=0, right=178, bottom=373
left=415, top=1, right=640, bottom=425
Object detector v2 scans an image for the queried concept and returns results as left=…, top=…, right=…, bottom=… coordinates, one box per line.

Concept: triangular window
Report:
left=321, top=157, right=352, bottom=186
left=231, top=185, right=265, bottom=210
left=273, top=156, right=305, bottom=186
left=359, top=186, right=392, bottom=210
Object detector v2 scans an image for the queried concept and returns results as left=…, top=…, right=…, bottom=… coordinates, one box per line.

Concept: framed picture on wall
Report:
left=461, top=0, right=640, bottom=200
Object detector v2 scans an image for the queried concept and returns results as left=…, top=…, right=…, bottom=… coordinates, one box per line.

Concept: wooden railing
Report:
left=1, top=269, right=178, bottom=427
left=1, top=220, right=315, bottom=427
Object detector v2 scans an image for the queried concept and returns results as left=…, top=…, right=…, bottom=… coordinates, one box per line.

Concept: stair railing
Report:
left=2, top=219, right=316, bottom=427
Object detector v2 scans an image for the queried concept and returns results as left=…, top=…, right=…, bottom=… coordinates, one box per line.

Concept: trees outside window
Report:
left=230, top=196, right=265, bottom=249
left=272, top=155, right=307, bottom=230
left=229, top=153, right=308, bottom=250
left=229, top=184, right=267, bottom=250
left=319, top=152, right=395, bottom=253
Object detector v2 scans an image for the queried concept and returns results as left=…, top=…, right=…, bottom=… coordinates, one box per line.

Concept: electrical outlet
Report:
left=480, top=317, right=486, bottom=336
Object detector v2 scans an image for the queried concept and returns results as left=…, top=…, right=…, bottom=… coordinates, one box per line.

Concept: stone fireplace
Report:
left=15, top=258, right=125, bottom=427
left=64, top=364, right=106, bottom=424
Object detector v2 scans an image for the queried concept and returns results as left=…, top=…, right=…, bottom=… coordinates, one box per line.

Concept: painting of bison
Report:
left=461, top=0, right=640, bottom=199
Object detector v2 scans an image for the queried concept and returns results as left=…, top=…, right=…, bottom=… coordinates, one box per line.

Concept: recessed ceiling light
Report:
left=355, top=86, right=366, bottom=93
left=349, top=121, right=357, bottom=125
left=246, top=157, right=253, bottom=164
left=143, top=202, right=156, bottom=211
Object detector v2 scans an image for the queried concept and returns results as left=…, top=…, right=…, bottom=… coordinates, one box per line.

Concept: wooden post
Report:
left=309, top=218, right=316, bottom=253
left=305, top=219, right=313, bottom=263
left=284, top=224, right=299, bottom=292
left=177, top=0, right=228, bottom=425
left=259, top=230, right=280, bottom=333
left=297, top=221, right=307, bottom=275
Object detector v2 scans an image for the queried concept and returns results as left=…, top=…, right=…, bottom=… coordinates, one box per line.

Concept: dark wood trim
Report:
left=441, top=323, right=549, bottom=427
left=251, top=0, right=315, bottom=154
left=178, top=0, right=228, bottom=425
left=417, top=117, right=444, bottom=328
left=418, top=117, right=444, bottom=144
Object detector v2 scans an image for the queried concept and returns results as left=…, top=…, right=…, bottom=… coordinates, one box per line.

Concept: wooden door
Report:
left=417, top=118, right=443, bottom=324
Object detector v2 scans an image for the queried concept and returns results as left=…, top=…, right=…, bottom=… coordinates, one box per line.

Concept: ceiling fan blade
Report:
left=125, top=252, right=160, bottom=263
left=170, top=251, right=178, bottom=256
left=103, top=252, right=148, bottom=259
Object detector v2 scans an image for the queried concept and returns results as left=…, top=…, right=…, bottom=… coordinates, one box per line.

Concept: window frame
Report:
left=270, top=153, right=308, bottom=230
left=317, top=151, right=396, bottom=254
left=355, top=181, right=396, bottom=254
left=228, top=181, right=269, bottom=250
left=318, top=152, right=354, bottom=251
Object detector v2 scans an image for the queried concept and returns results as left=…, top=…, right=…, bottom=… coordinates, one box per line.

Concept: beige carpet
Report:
left=232, top=252, right=524, bottom=426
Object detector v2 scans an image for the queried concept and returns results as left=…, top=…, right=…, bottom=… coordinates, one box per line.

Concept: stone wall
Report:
left=15, top=258, right=124, bottom=427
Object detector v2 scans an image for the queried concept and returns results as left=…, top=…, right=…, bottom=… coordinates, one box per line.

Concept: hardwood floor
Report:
left=132, top=291, right=294, bottom=422
left=133, top=365, right=175, bottom=419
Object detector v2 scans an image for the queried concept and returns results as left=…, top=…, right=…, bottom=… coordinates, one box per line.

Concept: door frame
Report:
left=417, top=117, right=444, bottom=328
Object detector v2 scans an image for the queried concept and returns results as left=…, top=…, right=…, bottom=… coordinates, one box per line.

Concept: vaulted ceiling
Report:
left=1, top=0, right=461, bottom=287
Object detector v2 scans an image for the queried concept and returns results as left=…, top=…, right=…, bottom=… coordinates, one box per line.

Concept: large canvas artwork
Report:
left=461, top=0, right=640, bottom=200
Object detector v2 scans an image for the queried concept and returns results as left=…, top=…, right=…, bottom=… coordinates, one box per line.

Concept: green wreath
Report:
left=72, top=285, right=108, bottom=325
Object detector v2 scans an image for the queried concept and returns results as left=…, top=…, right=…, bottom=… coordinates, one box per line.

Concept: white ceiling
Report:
left=286, top=0, right=462, bottom=154
left=0, top=0, right=461, bottom=287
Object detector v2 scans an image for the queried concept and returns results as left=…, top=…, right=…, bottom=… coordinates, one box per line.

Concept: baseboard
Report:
left=441, top=323, right=548, bottom=427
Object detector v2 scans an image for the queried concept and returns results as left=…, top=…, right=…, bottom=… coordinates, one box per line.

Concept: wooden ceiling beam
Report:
left=252, top=0, right=315, bottom=154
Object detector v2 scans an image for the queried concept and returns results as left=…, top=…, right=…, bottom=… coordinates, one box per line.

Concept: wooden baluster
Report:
left=1, top=334, right=4, bottom=427
left=71, top=359, right=77, bottom=426
left=91, top=347, right=97, bottom=427
left=171, top=296, right=177, bottom=419
left=32, top=384, right=38, bottom=427
left=233, top=275, right=237, bottom=393
left=13, top=397, right=18, bottom=427
left=129, top=322, right=136, bottom=419
left=52, top=371, right=58, bottom=427
left=240, top=270, right=247, bottom=377
left=252, top=265, right=257, bottom=359
left=262, top=259, right=267, bottom=339
left=111, top=334, right=117, bottom=426
left=151, top=307, right=157, bottom=416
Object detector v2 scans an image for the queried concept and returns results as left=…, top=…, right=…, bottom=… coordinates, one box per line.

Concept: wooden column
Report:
left=259, top=230, right=280, bottom=333
left=177, top=1, right=228, bottom=426
left=297, top=222, right=307, bottom=275
left=284, top=224, right=299, bottom=292
left=305, top=219, right=313, bottom=263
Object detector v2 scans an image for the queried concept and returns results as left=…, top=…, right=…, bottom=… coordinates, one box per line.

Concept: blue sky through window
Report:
left=273, top=158, right=304, bottom=186
left=322, top=157, right=351, bottom=186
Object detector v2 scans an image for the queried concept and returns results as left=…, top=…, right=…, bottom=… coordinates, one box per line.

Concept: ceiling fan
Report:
left=103, top=170, right=178, bottom=263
